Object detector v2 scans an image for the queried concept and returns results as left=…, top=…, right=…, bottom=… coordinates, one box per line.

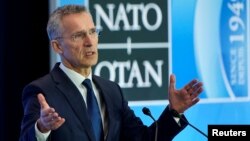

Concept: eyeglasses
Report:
left=56, top=28, right=100, bottom=42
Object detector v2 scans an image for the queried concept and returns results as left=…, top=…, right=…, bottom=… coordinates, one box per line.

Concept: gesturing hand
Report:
left=168, top=74, right=203, bottom=113
left=37, top=93, right=65, bottom=133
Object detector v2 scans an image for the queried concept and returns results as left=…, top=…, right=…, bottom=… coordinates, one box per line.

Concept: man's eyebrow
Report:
left=72, top=30, right=85, bottom=35
left=72, top=28, right=96, bottom=34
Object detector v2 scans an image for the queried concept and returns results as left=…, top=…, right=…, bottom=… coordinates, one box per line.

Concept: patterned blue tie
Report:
left=82, top=79, right=103, bottom=141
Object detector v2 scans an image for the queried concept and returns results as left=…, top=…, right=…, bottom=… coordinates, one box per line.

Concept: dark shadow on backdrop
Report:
left=0, top=2, right=5, bottom=141
left=0, top=1, right=49, bottom=140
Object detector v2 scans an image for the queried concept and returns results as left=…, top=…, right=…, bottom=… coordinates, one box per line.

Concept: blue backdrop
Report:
left=53, top=0, right=250, bottom=140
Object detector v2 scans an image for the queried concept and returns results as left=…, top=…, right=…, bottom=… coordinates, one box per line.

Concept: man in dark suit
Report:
left=19, top=4, right=203, bottom=141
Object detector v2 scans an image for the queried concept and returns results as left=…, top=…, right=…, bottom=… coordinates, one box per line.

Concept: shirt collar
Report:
left=59, top=63, right=93, bottom=86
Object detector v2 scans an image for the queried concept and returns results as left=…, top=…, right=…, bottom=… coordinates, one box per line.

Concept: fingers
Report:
left=38, top=114, right=65, bottom=132
left=51, top=117, right=65, bottom=130
left=184, top=79, right=198, bottom=91
left=172, top=77, right=203, bottom=112
left=45, top=112, right=65, bottom=130
left=37, top=93, right=65, bottom=132
left=186, top=81, right=203, bottom=108
left=190, top=87, right=203, bottom=99
left=184, top=80, right=203, bottom=95
left=169, top=74, right=176, bottom=90
left=40, top=109, right=56, bottom=122
left=190, top=97, right=200, bottom=107
left=38, top=93, right=50, bottom=109
left=47, top=114, right=65, bottom=130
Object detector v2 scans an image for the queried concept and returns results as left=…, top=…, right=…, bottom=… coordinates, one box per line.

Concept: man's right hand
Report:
left=37, top=93, right=65, bottom=133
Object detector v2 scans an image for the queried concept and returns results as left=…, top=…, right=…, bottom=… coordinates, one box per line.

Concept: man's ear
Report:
left=51, top=40, right=63, bottom=54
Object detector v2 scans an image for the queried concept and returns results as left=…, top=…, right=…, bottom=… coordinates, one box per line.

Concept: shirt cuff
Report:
left=35, top=121, right=51, bottom=141
left=173, top=117, right=181, bottom=126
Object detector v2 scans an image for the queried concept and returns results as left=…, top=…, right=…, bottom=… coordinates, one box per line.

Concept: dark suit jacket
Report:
left=19, top=63, right=187, bottom=141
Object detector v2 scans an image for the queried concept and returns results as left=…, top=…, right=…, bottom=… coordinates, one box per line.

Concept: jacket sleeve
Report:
left=156, top=106, right=188, bottom=141
left=19, top=84, right=43, bottom=141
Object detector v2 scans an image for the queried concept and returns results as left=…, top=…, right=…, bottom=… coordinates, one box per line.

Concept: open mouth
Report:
left=85, top=51, right=95, bottom=56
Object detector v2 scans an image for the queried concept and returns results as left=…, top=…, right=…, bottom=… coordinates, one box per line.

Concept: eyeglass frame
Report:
left=55, top=28, right=100, bottom=42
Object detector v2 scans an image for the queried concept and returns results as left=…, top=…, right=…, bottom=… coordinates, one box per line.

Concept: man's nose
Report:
left=83, top=35, right=92, bottom=47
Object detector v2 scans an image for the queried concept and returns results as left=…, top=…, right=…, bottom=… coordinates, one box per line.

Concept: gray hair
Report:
left=47, top=4, right=88, bottom=40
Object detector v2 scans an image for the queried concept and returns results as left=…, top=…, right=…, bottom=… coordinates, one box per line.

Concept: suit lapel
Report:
left=50, top=64, right=96, bottom=141
left=92, top=76, right=119, bottom=141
